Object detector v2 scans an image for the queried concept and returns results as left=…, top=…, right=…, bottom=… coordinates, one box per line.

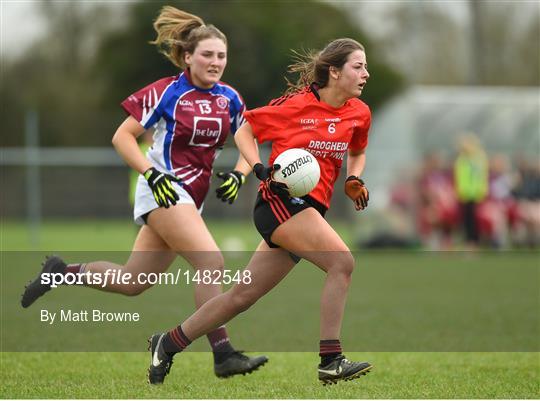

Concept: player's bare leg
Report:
left=20, top=225, right=175, bottom=306
left=147, top=204, right=224, bottom=308
left=181, top=240, right=297, bottom=338
left=146, top=204, right=268, bottom=381
left=149, top=241, right=294, bottom=384
left=155, top=209, right=371, bottom=384
left=270, top=208, right=373, bottom=385
left=82, top=225, right=176, bottom=294
left=270, top=208, right=352, bottom=340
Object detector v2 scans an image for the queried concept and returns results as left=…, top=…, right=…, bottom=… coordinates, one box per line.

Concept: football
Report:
left=272, top=148, right=320, bottom=197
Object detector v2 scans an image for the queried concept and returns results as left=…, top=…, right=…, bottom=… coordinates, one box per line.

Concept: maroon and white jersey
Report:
left=121, top=70, right=246, bottom=208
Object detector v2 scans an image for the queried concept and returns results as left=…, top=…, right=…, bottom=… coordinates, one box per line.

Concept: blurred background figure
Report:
left=417, top=151, right=459, bottom=250
left=453, top=133, right=488, bottom=249
left=511, top=155, right=540, bottom=248
left=476, top=154, right=516, bottom=248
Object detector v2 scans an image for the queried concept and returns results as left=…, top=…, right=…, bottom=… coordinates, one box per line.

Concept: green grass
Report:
left=1, top=218, right=356, bottom=252
left=1, top=352, right=538, bottom=398
left=1, top=220, right=539, bottom=398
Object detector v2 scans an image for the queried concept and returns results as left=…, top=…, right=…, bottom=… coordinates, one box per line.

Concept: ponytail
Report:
left=284, top=38, right=365, bottom=95
left=150, top=6, right=227, bottom=68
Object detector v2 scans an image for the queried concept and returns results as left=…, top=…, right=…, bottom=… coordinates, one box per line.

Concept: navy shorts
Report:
left=253, top=184, right=327, bottom=250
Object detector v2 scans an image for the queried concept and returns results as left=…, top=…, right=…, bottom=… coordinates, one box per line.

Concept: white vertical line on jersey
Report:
left=166, top=87, right=196, bottom=170
left=141, top=87, right=160, bottom=127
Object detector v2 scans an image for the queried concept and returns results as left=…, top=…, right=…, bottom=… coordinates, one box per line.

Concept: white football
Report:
left=272, top=148, right=320, bottom=197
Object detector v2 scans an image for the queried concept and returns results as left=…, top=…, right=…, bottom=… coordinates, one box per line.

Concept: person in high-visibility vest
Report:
left=454, top=133, right=488, bottom=247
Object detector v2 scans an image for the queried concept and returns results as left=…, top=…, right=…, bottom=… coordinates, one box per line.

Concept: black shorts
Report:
left=253, top=185, right=327, bottom=249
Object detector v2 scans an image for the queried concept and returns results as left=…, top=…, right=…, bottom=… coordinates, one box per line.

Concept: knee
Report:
left=327, top=252, right=355, bottom=280
left=122, top=284, right=150, bottom=296
left=229, top=287, right=258, bottom=314
left=193, top=253, right=225, bottom=273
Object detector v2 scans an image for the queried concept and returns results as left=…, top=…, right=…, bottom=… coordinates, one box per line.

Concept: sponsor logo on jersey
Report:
left=300, top=118, right=319, bottom=130
left=195, top=99, right=212, bottom=105
left=178, top=100, right=194, bottom=107
left=308, top=140, right=348, bottom=151
left=306, top=140, right=348, bottom=160
left=216, top=96, right=229, bottom=110
left=325, top=117, right=341, bottom=123
left=189, top=117, right=223, bottom=147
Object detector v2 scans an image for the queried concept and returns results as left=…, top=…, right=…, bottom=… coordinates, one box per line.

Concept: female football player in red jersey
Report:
left=20, top=6, right=267, bottom=379
left=148, top=38, right=373, bottom=385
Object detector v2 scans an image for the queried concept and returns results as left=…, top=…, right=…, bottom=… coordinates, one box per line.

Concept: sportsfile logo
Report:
left=39, top=268, right=252, bottom=288
left=189, top=117, right=222, bottom=147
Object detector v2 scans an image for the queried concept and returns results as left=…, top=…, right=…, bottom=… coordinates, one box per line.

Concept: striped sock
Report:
left=163, top=325, right=192, bottom=354
left=65, top=263, right=85, bottom=274
left=319, top=339, right=342, bottom=365
left=63, top=263, right=87, bottom=285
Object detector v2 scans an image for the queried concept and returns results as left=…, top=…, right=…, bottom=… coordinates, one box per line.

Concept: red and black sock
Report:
left=163, top=325, right=192, bottom=355
left=65, top=263, right=85, bottom=275
left=62, top=263, right=87, bottom=285
left=319, top=339, right=342, bottom=365
left=207, top=326, right=235, bottom=364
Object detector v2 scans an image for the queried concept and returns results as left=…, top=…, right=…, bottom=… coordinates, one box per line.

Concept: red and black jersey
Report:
left=244, top=86, right=371, bottom=208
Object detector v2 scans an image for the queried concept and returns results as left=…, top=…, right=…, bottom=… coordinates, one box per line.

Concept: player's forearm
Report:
left=234, top=122, right=261, bottom=169
left=233, top=150, right=254, bottom=176
left=112, top=118, right=152, bottom=174
left=347, top=149, right=366, bottom=177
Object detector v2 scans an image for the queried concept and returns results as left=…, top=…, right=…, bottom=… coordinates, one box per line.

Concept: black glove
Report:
left=253, top=163, right=289, bottom=197
left=143, top=167, right=182, bottom=208
left=344, top=176, right=369, bottom=211
left=253, top=163, right=279, bottom=181
left=215, top=170, right=245, bottom=204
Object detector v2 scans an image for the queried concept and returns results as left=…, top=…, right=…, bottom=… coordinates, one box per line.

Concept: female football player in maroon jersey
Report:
left=149, top=38, right=373, bottom=385
left=21, top=6, right=267, bottom=378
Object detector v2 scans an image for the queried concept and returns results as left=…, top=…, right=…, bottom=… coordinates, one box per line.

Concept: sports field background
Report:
left=1, top=219, right=539, bottom=398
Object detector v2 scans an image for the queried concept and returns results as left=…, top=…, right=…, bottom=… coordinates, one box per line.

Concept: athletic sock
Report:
left=65, top=263, right=86, bottom=275
left=319, top=339, right=343, bottom=366
left=163, top=325, right=192, bottom=355
left=62, top=263, right=88, bottom=285
left=207, top=326, right=235, bottom=364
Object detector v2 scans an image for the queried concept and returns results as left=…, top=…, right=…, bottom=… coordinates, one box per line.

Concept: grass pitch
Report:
left=1, top=219, right=539, bottom=399
left=1, top=352, right=538, bottom=398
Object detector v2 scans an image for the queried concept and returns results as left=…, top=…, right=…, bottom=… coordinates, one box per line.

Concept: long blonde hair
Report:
left=150, top=6, right=227, bottom=68
left=286, top=38, right=365, bottom=94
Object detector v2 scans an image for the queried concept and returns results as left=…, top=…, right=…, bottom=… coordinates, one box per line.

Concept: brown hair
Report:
left=286, top=38, right=365, bottom=94
left=150, top=6, right=227, bottom=68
